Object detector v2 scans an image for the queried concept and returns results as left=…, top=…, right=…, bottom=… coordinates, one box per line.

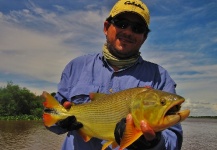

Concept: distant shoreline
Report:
left=189, top=116, right=217, bottom=119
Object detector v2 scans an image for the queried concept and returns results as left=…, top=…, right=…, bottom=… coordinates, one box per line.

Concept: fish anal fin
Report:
left=101, top=141, right=113, bottom=150
left=78, top=130, right=92, bottom=142
left=112, top=141, right=119, bottom=149
left=89, top=93, right=108, bottom=101
left=119, top=123, right=143, bottom=149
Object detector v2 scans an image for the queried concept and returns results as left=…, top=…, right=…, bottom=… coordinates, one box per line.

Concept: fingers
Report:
left=144, top=86, right=152, bottom=89
left=123, top=114, right=156, bottom=143
left=126, top=114, right=156, bottom=141
left=63, top=101, right=72, bottom=109
left=126, top=114, right=134, bottom=125
left=140, top=120, right=156, bottom=141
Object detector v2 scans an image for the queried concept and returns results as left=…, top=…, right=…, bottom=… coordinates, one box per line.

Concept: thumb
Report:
left=126, top=114, right=134, bottom=125
left=140, top=120, right=156, bottom=141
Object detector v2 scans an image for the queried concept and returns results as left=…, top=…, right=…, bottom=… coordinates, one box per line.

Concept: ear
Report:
left=103, top=21, right=110, bottom=36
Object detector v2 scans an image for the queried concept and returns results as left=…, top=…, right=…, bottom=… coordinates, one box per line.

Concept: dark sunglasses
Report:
left=110, top=18, right=148, bottom=34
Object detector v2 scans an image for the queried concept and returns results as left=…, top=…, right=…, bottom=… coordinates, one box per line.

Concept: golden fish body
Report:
left=43, top=87, right=190, bottom=149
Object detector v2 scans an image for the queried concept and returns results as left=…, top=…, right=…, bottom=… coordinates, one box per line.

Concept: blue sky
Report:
left=0, top=0, right=216, bottom=116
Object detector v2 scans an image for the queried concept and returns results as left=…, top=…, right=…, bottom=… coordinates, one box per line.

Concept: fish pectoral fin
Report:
left=119, top=123, right=143, bottom=149
left=77, top=130, right=92, bottom=142
left=101, top=141, right=113, bottom=150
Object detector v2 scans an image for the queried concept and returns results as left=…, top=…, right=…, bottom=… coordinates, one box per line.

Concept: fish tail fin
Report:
left=42, top=91, right=68, bottom=127
left=42, top=91, right=63, bottom=108
left=43, top=113, right=62, bottom=127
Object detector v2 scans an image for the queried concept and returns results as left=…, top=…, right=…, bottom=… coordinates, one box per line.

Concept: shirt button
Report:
left=109, top=88, right=114, bottom=93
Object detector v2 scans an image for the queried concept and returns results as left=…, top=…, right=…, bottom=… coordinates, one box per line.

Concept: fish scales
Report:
left=69, top=88, right=147, bottom=140
left=43, top=87, right=190, bottom=149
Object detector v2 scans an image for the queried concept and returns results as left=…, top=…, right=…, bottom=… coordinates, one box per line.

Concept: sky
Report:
left=0, top=0, right=216, bottom=116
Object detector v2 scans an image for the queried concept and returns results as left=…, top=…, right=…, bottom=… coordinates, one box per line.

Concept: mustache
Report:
left=116, top=32, right=136, bottom=42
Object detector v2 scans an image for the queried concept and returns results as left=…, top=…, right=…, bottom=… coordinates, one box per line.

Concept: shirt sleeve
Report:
left=146, top=123, right=183, bottom=150
left=46, top=55, right=96, bottom=135
left=45, top=62, right=73, bottom=134
left=45, top=58, right=84, bottom=135
left=55, top=60, right=76, bottom=104
left=149, top=66, right=183, bottom=150
left=157, top=65, right=177, bottom=94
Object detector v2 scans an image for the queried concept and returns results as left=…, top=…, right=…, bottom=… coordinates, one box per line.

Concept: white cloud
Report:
left=0, top=2, right=108, bottom=84
left=141, top=49, right=217, bottom=114
left=182, top=98, right=217, bottom=116
left=0, top=1, right=216, bottom=116
left=0, top=20, right=82, bottom=81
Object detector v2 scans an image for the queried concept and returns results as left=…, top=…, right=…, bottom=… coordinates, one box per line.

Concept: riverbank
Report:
left=1, top=118, right=217, bottom=150
left=189, top=116, right=217, bottom=119
left=0, top=115, right=41, bottom=120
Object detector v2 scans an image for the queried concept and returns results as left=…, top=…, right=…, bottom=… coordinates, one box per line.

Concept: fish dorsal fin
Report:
left=89, top=93, right=108, bottom=101
left=119, top=119, right=143, bottom=149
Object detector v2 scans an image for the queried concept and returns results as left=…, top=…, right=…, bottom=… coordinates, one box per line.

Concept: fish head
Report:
left=131, top=88, right=190, bottom=132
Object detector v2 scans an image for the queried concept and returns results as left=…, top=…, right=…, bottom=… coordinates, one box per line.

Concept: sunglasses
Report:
left=110, top=18, right=148, bottom=34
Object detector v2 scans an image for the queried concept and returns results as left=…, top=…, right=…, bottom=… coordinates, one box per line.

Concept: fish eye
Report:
left=160, top=98, right=166, bottom=106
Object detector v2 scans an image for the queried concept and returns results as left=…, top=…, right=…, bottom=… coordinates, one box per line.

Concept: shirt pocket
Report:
left=69, top=84, right=100, bottom=104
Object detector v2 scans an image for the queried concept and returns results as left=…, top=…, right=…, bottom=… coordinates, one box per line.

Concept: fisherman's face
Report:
left=104, top=12, right=147, bottom=58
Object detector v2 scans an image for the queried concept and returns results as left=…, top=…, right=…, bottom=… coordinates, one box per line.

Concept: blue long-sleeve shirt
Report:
left=48, top=53, right=183, bottom=150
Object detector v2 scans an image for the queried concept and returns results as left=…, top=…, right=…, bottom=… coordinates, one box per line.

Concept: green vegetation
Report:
left=0, top=82, right=44, bottom=120
left=1, top=82, right=216, bottom=120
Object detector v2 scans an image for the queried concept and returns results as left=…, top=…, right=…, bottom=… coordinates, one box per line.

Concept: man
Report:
left=47, top=0, right=183, bottom=149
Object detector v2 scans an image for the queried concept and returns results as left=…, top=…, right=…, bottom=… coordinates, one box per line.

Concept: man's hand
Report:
left=56, top=101, right=83, bottom=131
left=115, top=114, right=161, bottom=149
left=56, top=116, right=83, bottom=131
left=138, top=118, right=156, bottom=141
left=63, top=101, right=72, bottom=109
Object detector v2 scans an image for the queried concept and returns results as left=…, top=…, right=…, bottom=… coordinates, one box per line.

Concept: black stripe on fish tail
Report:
left=44, top=108, right=58, bottom=114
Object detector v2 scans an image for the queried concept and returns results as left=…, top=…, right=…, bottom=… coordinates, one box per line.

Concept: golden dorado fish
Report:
left=43, top=87, right=190, bottom=150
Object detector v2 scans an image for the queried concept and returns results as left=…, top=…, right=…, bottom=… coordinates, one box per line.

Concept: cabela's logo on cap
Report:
left=124, top=1, right=145, bottom=10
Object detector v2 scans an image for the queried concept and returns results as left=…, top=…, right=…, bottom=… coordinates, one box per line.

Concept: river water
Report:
left=0, top=118, right=217, bottom=150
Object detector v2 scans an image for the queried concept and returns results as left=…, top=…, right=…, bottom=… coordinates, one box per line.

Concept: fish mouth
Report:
left=164, top=99, right=190, bottom=124
left=165, top=101, right=182, bottom=116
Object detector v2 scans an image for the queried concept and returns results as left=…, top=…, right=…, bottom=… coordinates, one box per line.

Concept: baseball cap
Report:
left=108, top=0, right=150, bottom=26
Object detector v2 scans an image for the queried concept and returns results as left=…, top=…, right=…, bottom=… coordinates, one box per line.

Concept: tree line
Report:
left=0, top=82, right=45, bottom=120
